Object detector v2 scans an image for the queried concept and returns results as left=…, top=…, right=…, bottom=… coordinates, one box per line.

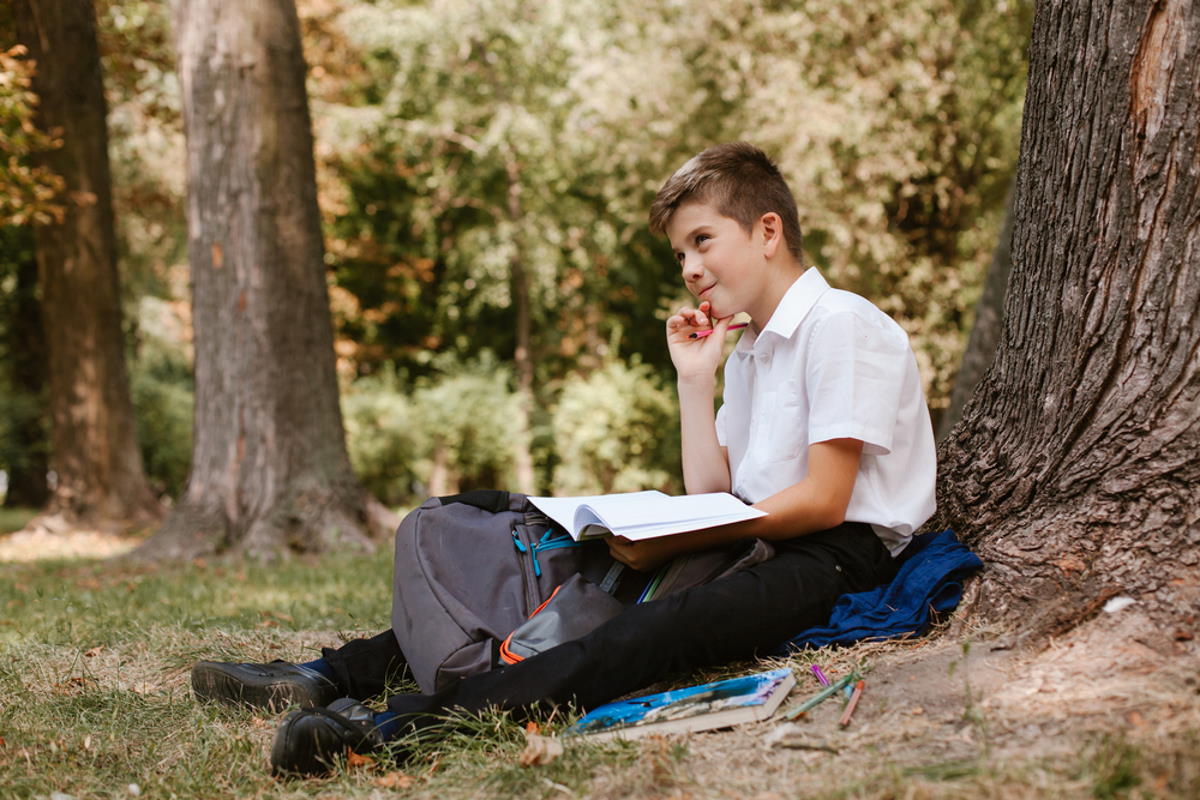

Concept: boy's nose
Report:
left=681, top=256, right=704, bottom=283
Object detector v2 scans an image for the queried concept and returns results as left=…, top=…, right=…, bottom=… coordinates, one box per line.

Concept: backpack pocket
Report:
left=499, top=573, right=625, bottom=664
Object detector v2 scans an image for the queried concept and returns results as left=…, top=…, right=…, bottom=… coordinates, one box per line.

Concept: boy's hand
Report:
left=606, top=535, right=685, bottom=573
left=667, top=301, right=734, bottom=382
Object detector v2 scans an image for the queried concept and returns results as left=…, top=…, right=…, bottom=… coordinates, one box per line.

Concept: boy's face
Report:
left=665, top=201, right=766, bottom=320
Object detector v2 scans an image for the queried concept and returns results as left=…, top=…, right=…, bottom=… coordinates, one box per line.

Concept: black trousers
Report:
left=323, top=522, right=897, bottom=725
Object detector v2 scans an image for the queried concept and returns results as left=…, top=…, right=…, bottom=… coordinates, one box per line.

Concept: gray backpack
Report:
left=391, top=490, right=774, bottom=693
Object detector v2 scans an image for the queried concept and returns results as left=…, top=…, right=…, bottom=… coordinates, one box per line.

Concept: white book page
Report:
left=584, top=492, right=765, bottom=539
left=528, top=491, right=667, bottom=537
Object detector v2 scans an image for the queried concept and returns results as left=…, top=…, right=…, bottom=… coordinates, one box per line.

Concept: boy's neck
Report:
left=748, top=259, right=808, bottom=331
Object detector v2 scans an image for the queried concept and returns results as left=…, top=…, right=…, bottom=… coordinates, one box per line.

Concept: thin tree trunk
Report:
left=937, top=0, right=1200, bottom=638
left=506, top=157, right=537, bottom=494
left=11, top=0, right=160, bottom=529
left=137, top=0, right=394, bottom=559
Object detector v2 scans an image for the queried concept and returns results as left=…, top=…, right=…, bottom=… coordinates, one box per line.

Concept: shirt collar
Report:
left=734, top=267, right=830, bottom=355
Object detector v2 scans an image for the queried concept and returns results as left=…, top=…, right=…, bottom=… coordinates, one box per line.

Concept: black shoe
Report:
left=191, top=660, right=340, bottom=710
left=270, top=698, right=385, bottom=776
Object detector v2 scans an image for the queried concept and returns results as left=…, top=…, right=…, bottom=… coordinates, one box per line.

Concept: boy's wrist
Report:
left=677, top=373, right=717, bottom=392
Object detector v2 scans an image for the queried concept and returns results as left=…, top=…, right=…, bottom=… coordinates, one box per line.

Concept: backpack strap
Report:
left=437, top=489, right=512, bottom=513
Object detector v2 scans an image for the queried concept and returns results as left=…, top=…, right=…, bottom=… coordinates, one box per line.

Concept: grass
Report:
left=1, top=548, right=1197, bottom=799
left=0, top=505, right=37, bottom=534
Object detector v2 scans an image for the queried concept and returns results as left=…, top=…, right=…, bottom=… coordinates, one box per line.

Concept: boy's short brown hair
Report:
left=649, top=142, right=804, bottom=261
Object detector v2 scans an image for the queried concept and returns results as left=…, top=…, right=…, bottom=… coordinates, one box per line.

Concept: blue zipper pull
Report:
left=511, top=530, right=527, bottom=553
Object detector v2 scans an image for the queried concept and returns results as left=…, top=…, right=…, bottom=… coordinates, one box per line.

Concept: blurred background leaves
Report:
left=0, top=0, right=1032, bottom=508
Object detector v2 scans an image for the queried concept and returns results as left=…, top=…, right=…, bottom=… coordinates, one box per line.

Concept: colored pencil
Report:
left=689, top=322, right=750, bottom=339
left=839, top=680, right=866, bottom=727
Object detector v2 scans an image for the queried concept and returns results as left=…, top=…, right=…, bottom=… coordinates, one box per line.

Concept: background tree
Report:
left=938, top=0, right=1199, bottom=637
left=137, top=0, right=392, bottom=558
left=9, top=0, right=160, bottom=529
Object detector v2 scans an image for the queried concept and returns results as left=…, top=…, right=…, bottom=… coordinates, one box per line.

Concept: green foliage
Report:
left=319, top=0, right=1030, bottom=418
left=409, top=356, right=520, bottom=491
left=129, top=364, right=193, bottom=499
left=0, top=371, right=45, bottom=490
left=128, top=296, right=194, bottom=498
left=342, top=370, right=421, bottom=506
left=96, top=0, right=188, bottom=304
left=344, top=356, right=520, bottom=505
left=551, top=358, right=681, bottom=495
left=0, top=225, right=47, bottom=505
left=323, top=0, right=684, bottom=383
left=125, top=291, right=193, bottom=496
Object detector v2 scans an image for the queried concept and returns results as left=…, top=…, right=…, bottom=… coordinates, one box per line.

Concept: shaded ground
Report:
left=2, top=527, right=1197, bottom=798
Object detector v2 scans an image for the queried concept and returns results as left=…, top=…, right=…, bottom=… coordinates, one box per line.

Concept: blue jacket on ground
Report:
left=782, top=528, right=982, bottom=650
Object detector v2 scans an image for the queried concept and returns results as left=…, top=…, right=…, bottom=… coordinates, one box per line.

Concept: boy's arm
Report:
left=607, top=437, right=863, bottom=572
left=668, top=302, right=733, bottom=493
left=677, top=373, right=730, bottom=494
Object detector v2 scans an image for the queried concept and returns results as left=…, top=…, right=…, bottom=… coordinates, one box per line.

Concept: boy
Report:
left=192, top=142, right=936, bottom=774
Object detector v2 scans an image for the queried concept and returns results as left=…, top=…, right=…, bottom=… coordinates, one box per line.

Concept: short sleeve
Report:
left=805, top=310, right=909, bottom=455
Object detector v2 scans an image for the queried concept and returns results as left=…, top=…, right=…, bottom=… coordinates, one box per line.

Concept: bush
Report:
left=344, top=357, right=520, bottom=506
left=0, top=374, right=46, bottom=503
left=342, top=370, right=422, bottom=507
left=129, top=307, right=194, bottom=498
left=409, top=357, right=519, bottom=494
left=550, top=358, right=681, bottom=495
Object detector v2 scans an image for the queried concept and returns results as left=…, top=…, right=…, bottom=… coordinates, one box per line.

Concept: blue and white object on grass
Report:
left=565, top=667, right=796, bottom=742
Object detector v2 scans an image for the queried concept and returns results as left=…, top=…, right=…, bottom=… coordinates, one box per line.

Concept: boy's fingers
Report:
left=669, top=308, right=704, bottom=332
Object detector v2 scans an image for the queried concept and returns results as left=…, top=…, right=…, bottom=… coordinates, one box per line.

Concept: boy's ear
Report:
left=758, top=212, right=783, bottom=258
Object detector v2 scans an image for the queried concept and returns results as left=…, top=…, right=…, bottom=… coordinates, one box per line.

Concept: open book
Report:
left=564, top=667, right=796, bottom=742
left=527, top=490, right=766, bottom=542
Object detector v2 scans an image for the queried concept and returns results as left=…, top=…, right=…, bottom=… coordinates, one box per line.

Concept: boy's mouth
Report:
left=697, top=282, right=716, bottom=298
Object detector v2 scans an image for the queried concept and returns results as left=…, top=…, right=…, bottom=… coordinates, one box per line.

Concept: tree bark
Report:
left=937, top=185, right=1014, bottom=441
left=11, top=0, right=160, bottom=528
left=937, top=0, right=1200, bottom=638
left=137, top=0, right=394, bottom=559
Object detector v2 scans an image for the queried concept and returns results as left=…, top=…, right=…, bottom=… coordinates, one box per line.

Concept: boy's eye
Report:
left=695, top=234, right=710, bottom=246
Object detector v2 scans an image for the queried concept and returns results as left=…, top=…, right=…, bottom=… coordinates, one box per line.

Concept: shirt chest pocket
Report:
left=753, top=379, right=806, bottom=464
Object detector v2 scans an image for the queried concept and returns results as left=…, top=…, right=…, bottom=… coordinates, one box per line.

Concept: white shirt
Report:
left=715, top=268, right=937, bottom=555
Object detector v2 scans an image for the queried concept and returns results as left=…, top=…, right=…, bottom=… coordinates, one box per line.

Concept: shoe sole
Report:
left=191, top=662, right=329, bottom=711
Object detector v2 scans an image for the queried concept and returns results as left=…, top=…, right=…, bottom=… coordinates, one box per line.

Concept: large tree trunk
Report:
left=11, top=0, right=160, bottom=529
left=937, top=0, right=1200, bottom=638
left=137, top=0, right=393, bottom=559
